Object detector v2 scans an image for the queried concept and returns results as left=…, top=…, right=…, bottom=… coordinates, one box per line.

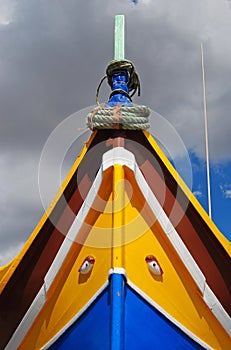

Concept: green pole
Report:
left=114, top=15, right=125, bottom=60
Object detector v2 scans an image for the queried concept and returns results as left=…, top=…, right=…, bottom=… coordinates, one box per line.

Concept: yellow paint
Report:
left=0, top=260, right=14, bottom=284
left=19, top=163, right=113, bottom=349
left=20, top=243, right=111, bottom=350
left=4, top=128, right=230, bottom=349
left=20, top=163, right=126, bottom=348
left=0, top=131, right=97, bottom=293
left=21, top=164, right=229, bottom=349
left=126, top=232, right=230, bottom=349
left=143, top=130, right=231, bottom=253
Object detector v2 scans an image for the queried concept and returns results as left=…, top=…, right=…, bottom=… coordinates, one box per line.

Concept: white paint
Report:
left=44, top=167, right=103, bottom=291
left=5, top=285, right=47, bottom=350
left=108, top=267, right=127, bottom=280
left=102, top=147, right=136, bottom=172
left=147, top=260, right=163, bottom=275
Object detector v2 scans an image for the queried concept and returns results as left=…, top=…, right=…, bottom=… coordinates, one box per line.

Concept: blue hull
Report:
left=50, top=274, right=204, bottom=350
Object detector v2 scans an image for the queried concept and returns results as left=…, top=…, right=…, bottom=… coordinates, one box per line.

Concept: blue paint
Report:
left=110, top=273, right=126, bottom=350
left=49, top=279, right=204, bottom=349
left=107, top=71, right=132, bottom=107
left=50, top=287, right=110, bottom=349
left=125, top=286, right=204, bottom=349
left=132, top=0, right=138, bottom=4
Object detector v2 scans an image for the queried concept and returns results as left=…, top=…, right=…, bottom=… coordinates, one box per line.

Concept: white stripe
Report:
left=203, top=284, right=231, bottom=336
left=44, top=166, right=103, bottom=291
left=127, top=280, right=211, bottom=350
left=134, top=162, right=206, bottom=291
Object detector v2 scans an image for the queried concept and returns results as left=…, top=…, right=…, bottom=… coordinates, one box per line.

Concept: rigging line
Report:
left=201, top=43, right=212, bottom=219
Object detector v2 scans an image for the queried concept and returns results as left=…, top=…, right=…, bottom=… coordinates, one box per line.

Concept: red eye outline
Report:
left=87, top=256, right=95, bottom=264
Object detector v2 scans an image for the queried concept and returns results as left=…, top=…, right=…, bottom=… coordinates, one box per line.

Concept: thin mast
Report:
left=201, top=43, right=212, bottom=219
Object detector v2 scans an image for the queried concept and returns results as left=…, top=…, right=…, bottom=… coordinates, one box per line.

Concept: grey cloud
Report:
left=1, top=0, right=231, bottom=264
left=1, top=0, right=230, bottom=158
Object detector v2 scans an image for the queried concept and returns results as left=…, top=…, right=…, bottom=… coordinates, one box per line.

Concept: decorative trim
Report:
left=203, top=283, right=231, bottom=336
left=5, top=146, right=230, bottom=348
left=44, top=167, right=103, bottom=291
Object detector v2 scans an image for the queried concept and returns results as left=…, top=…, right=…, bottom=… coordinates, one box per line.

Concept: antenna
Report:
left=114, top=15, right=125, bottom=60
left=201, top=43, right=212, bottom=219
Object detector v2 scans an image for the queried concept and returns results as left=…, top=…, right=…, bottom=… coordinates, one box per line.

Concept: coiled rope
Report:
left=86, top=104, right=150, bottom=130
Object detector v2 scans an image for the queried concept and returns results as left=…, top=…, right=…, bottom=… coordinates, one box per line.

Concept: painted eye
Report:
left=145, top=255, right=163, bottom=276
left=78, top=256, right=95, bottom=274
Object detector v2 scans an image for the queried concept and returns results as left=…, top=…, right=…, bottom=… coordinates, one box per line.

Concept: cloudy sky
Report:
left=0, top=0, right=231, bottom=265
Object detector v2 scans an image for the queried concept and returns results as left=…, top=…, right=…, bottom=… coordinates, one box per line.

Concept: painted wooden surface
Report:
left=0, top=130, right=230, bottom=350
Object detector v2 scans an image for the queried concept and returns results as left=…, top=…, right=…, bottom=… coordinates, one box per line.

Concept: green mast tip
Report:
left=114, top=15, right=125, bottom=61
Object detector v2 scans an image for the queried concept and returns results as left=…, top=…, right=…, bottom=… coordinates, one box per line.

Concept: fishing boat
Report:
left=0, top=15, right=230, bottom=350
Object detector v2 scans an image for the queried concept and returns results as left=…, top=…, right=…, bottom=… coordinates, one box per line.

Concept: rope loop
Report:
left=96, top=59, right=141, bottom=105
left=106, top=60, right=141, bottom=98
